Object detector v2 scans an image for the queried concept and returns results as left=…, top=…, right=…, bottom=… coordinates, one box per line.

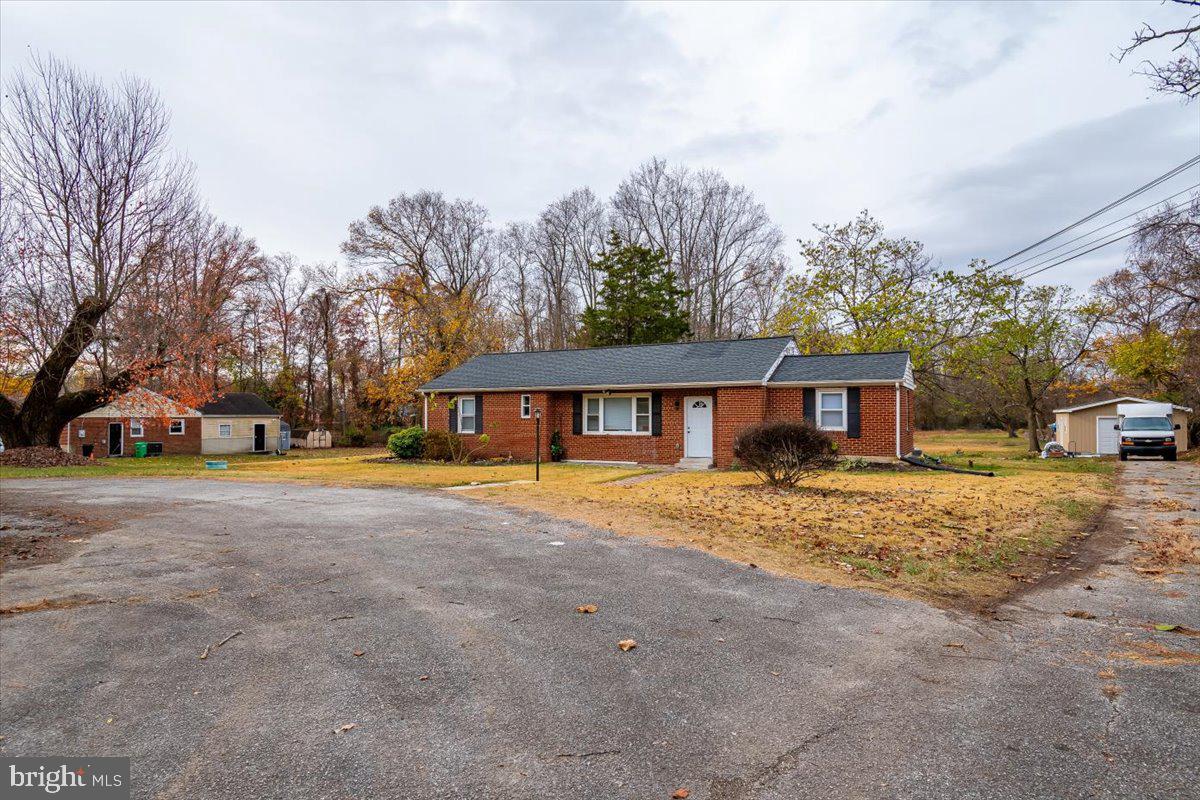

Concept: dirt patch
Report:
left=1136, top=523, right=1200, bottom=569
left=0, top=502, right=119, bottom=572
left=0, top=447, right=101, bottom=468
left=0, top=594, right=127, bottom=616
left=1109, top=640, right=1200, bottom=666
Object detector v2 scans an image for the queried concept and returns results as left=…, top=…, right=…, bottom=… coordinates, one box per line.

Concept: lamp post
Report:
left=534, top=408, right=542, bottom=482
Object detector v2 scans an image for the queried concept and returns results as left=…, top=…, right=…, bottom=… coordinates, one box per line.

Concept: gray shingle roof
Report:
left=198, top=392, right=280, bottom=416
left=768, top=351, right=911, bottom=383
left=419, top=337, right=796, bottom=392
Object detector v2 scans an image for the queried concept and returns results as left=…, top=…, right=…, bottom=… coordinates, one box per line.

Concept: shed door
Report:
left=253, top=423, right=266, bottom=452
left=108, top=422, right=123, bottom=457
left=1096, top=416, right=1120, bottom=455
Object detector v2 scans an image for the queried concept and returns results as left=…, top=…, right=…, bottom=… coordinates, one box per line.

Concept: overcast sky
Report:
left=2, top=1, right=1197, bottom=290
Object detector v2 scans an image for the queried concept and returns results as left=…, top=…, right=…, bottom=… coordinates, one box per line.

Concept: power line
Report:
left=1014, top=207, right=1184, bottom=282
left=1008, top=208, right=1181, bottom=280
left=986, top=154, right=1200, bottom=272
left=998, top=182, right=1198, bottom=276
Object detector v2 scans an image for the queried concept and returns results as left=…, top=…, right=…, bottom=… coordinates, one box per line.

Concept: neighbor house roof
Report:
left=198, top=392, right=280, bottom=417
left=77, top=387, right=199, bottom=418
left=767, top=351, right=913, bottom=386
left=1053, top=396, right=1193, bottom=414
left=419, top=336, right=797, bottom=392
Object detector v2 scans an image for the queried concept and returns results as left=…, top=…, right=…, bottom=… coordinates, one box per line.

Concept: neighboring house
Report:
left=197, top=393, right=283, bottom=454
left=418, top=336, right=915, bottom=467
left=59, top=388, right=281, bottom=456
left=60, top=387, right=201, bottom=457
left=1053, top=396, right=1191, bottom=455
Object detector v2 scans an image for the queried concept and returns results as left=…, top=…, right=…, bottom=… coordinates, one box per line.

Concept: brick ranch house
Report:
left=419, top=336, right=915, bottom=468
left=58, top=387, right=282, bottom=456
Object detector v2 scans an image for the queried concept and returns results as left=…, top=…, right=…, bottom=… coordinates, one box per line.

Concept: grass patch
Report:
left=0, top=448, right=643, bottom=489
left=468, top=429, right=1113, bottom=606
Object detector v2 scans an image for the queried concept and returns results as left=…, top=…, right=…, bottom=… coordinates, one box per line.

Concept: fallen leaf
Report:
left=1065, top=610, right=1096, bottom=620
left=943, top=642, right=965, bottom=649
left=618, top=639, right=638, bottom=652
left=335, top=723, right=356, bottom=733
left=353, top=649, right=366, bottom=657
left=1097, top=668, right=1116, bottom=679
left=672, top=789, right=691, bottom=799
left=418, top=675, right=430, bottom=681
left=576, top=605, right=598, bottom=614
left=1101, top=684, right=1122, bottom=699
left=1154, top=623, right=1178, bottom=632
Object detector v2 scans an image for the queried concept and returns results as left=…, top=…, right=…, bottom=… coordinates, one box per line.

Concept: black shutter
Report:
left=803, top=388, right=816, bottom=425
left=448, top=398, right=457, bottom=433
left=475, top=394, right=484, bottom=433
left=572, top=393, right=583, bottom=435
left=651, top=392, right=662, bottom=436
left=847, top=387, right=861, bottom=439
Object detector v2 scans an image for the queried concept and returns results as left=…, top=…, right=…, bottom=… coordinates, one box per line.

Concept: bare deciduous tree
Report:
left=1119, top=0, right=1200, bottom=100
left=0, top=55, right=195, bottom=446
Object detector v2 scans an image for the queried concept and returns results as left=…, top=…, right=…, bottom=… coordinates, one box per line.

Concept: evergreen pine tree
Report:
left=580, top=231, right=691, bottom=346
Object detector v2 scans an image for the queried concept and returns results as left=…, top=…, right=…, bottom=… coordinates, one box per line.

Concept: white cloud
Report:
left=1, top=0, right=1195, bottom=290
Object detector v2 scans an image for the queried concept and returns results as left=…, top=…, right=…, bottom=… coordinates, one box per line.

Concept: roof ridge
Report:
left=475, top=335, right=795, bottom=358
left=782, top=349, right=911, bottom=357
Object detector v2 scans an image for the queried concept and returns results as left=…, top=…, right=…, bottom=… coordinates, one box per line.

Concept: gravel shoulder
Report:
left=1, top=468, right=1196, bottom=799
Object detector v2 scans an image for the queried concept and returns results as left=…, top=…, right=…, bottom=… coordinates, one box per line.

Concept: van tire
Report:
left=1119, top=452, right=1128, bottom=461
left=1164, top=451, right=1177, bottom=462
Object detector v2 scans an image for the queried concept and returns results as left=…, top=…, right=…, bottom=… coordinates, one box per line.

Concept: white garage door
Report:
left=1096, top=416, right=1120, bottom=455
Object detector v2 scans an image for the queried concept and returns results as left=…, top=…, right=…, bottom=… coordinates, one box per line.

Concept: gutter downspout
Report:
left=423, top=393, right=429, bottom=431
left=895, top=382, right=901, bottom=458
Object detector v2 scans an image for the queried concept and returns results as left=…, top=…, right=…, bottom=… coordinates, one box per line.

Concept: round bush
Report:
left=732, top=420, right=838, bottom=488
left=421, top=429, right=460, bottom=462
left=387, top=426, right=426, bottom=459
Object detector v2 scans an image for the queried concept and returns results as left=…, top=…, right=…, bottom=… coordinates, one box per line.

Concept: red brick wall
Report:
left=765, top=384, right=908, bottom=458
left=62, top=416, right=202, bottom=456
left=424, top=383, right=913, bottom=465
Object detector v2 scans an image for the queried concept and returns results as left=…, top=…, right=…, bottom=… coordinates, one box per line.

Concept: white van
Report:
left=1115, top=402, right=1180, bottom=461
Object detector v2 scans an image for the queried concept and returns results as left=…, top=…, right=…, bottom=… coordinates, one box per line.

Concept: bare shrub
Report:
left=733, top=421, right=838, bottom=488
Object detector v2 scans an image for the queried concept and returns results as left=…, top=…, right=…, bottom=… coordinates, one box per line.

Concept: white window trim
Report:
left=583, top=393, right=652, bottom=436
left=130, top=419, right=144, bottom=438
left=520, top=394, right=531, bottom=419
left=457, top=395, right=477, bottom=435
left=169, top=419, right=186, bottom=435
left=218, top=423, right=233, bottom=438
left=77, top=427, right=86, bottom=438
left=816, top=389, right=847, bottom=432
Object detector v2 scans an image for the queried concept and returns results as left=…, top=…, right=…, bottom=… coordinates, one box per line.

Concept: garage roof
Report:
left=767, top=351, right=912, bottom=385
left=1053, top=396, right=1193, bottom=414
left=198, top=392, right=280, bottom=417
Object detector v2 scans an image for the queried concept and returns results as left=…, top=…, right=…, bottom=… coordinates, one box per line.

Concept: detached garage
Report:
left=1054, top=396, right=1191, bottom=455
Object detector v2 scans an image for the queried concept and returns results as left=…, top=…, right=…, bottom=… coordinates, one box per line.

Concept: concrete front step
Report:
left=675, top=457, right=713, bottom=470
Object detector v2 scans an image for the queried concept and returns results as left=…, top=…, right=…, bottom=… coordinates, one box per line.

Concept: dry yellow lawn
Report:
left=472, top=434, right=1112, bottom=606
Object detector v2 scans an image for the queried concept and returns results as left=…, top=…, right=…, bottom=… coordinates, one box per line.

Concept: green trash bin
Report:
left=134, top=441, right=148, bottom=458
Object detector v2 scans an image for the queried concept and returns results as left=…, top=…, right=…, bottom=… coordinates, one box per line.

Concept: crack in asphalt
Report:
left=707, top=722, right=846, bottom=800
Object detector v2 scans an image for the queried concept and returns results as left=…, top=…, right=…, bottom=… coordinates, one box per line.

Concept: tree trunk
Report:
left=1026, top=406, right=1041, bottom=453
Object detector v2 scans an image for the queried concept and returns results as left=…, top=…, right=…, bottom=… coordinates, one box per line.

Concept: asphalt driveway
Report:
left=1, top=463, right=1197, bottom=799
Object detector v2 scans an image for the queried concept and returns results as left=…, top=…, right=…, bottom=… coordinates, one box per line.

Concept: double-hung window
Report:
left=458, top=396, right=477, bottom=434
left=520, top=394, right=531, bottom=418
left=817, top=390, right=846, bottom=431
left=585, top=394, right=651, bottom=435
left=219, top=424, right=232, bottom=438
left=169, top=419, right=185, bottom=435
left=130, top=419, right=144, bottom=437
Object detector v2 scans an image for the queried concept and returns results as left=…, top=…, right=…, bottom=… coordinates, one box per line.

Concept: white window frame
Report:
left=169, top=419, right=186, bottom=435
left=129, top=419, right=144, bottom=438
left=457, top=395, right=477, bottom=435
left=218, top=423, right=232, bottom=438
left=583, top=393, right=652, bottom=436
left=816, top=389, right=847, bottom=432
left=77, top=427, right=86, bottom=438
left=520, top=394, right=531, bottom=419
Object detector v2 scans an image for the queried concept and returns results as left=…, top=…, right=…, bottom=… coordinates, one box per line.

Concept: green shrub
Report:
left=422, top=429, right=460, bottom=462
left=344, top=426, right=367, bottom=447
left=387, top=426, right=426, bottom=459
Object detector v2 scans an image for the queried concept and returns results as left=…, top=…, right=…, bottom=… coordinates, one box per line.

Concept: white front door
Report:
left=1096, top=416, right=1120, bottom=455
left=684, top=396, right=713, bottom=458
